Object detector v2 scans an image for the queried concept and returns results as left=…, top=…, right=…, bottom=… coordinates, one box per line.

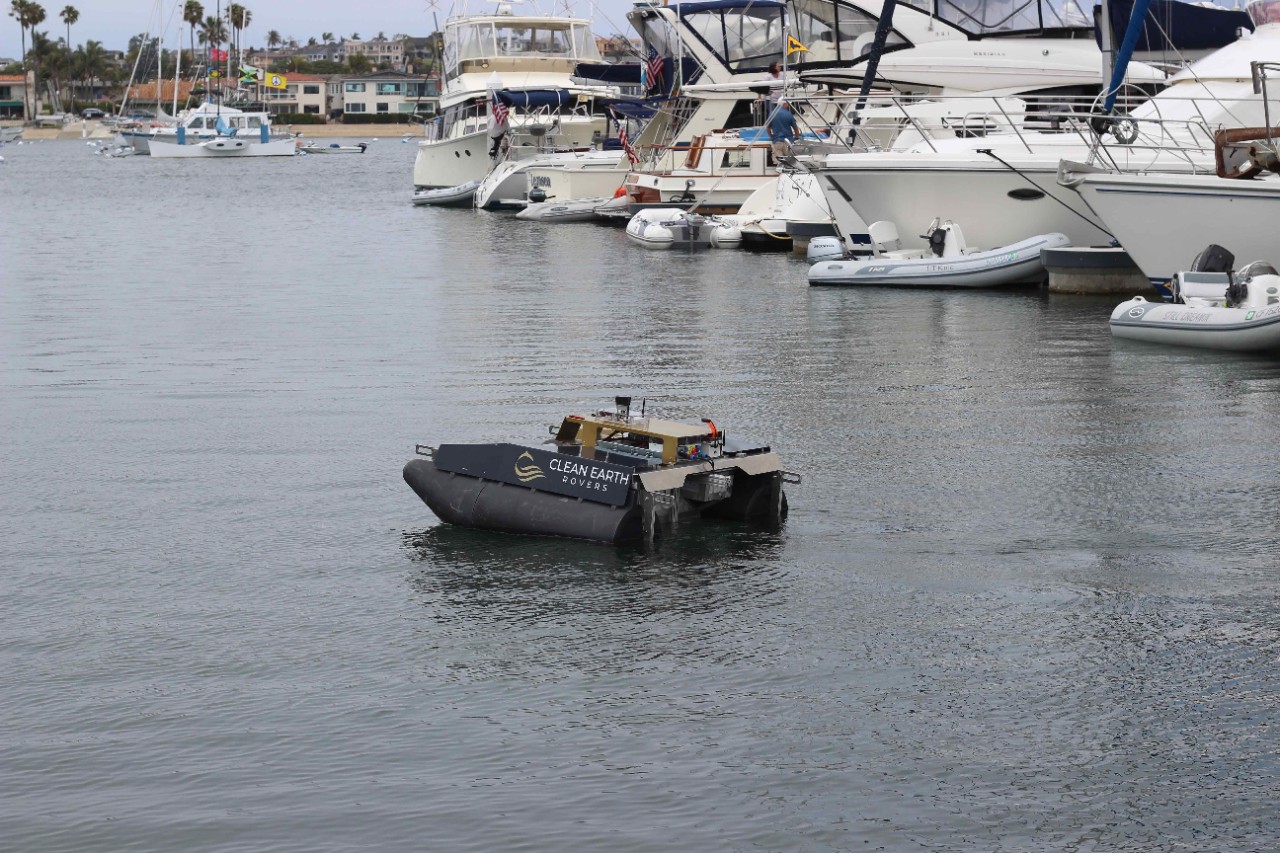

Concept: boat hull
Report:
left=515, top=198, right=610, bottom=222
left=1073, top=173, right=1280, bottom=289
left=413, top=180, right=481, bottom=207
left=1110, top=297, right=1280, bottom=351
left=808, top=233, right=1070, bottom=287
left=819, top=160, right=1110, bottom=252
left=147, top=136, right=298, bottom=158
left=404, top=458, right=644, bottom=543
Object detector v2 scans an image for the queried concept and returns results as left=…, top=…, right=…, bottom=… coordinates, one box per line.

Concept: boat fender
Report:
left=613, top=184, right=627, bottom=198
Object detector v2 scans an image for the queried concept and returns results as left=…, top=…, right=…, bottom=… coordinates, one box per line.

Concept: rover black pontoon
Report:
left=403, top=397, right=795, bottom=544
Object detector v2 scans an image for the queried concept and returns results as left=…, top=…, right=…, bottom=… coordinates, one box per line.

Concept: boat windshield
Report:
left=789, top=0, right=912, bottom=66
left=445, top=18, right=601, bottom=73
left=935, top=0, right=1092, bottom=36
left=679, top=1, right=788, bottom=73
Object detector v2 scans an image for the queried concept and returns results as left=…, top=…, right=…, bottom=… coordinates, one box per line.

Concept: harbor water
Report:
left=3, top=140, right=1279, bottom=851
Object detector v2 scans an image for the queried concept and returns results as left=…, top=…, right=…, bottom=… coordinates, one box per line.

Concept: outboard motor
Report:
left=1190, top=244, right=1235, bottom=274
left=928, top=226, right=948, bottom=257
left=1231, top=260, right=1280, bottom=307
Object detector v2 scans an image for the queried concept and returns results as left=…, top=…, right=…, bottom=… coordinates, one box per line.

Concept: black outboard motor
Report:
left=928, top=227, right=948, bottom=257
left=1190, top=243, right=1235, bottom=274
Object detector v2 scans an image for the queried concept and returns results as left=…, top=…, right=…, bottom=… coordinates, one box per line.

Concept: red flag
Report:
left=211, top=48, right=228, bottom=62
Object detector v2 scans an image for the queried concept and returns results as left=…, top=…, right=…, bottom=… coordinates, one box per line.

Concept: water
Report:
left=3, top=140, right=1279, bottom=851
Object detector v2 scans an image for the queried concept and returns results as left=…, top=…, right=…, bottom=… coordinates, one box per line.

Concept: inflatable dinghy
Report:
left=404, top=397, right=796, bottom=544
left=1110, top=246, right=1280, bottom=352
left=412, top=180, right=480, bottom=207
left=625, top=208, right=742, bottom=250
left=808, top=220, right=1069, bottom=287
left=299, top=141, right=368, bottom=154
left=516, top=197, right=611, bottom=223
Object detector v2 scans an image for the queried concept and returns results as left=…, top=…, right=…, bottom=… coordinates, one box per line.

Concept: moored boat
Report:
left=808, top=220, right=1068, bottom=287
left=625, top=208, right=743, bottom=250
left=299, top=141, right=368, bottom=154
left=515, top=196, right=612, bottom=222
left=412, top=180, right=481, bottom=207
left=403, top=397, right=794, bottom=543
left=1110, top=249, right=1280, bottom=351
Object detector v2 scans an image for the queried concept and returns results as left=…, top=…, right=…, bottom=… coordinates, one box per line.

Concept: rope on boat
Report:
left=977, top=149, right=1115, bottom=240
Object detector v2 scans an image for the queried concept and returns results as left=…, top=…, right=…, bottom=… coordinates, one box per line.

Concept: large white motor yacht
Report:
left=412, top=3, right=616, bottom=192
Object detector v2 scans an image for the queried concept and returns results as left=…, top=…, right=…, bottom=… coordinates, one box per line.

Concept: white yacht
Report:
left=412, top=3, right=615, bottom=195
left=809, top=0, right=1280, bottom=253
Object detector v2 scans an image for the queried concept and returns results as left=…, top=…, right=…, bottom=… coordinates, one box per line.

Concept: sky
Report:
left=2, top=0, right=641, bottom=56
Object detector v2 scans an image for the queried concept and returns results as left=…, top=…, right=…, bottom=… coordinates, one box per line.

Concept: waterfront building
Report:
left=0, top=73, right=28, bottom=119
left=340, top=70, right=436, bottom=119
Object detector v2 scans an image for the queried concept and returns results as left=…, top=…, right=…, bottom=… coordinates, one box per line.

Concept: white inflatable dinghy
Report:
left=625, top=208, right=742, bottom=250
left=516, top=197, right=611, bottom=223
left=808, top=220, right=1069, bottom=287
left=412, top=180, right=480, bottom=207
left=1110, top=248, right=1280, bottom=352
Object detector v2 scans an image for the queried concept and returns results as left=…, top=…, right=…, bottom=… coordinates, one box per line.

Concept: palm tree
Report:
left=58, top=4, right=76, bottom=106
left=306, top=36, right=316, bottom=47
left=71, top=38, right=107, bottom=103
left=227, top=4, right=250, bottom=59
left=24, top=3, right=47, bottom=112
left=321, top=31, right=333, bottom=44
left=9, top=0, right=35, bottom=117
left=182, top=1, right=203, bottom=70
left=59, top=4, right=75, bottom=47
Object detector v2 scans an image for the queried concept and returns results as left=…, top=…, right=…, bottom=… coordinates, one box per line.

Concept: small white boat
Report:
left=1110, top=255, right=1280, bottom=352
left=516, top=197, right=611, bottom=223
left=625, top=208, right=743, bottom=250
left=412, top=180, right=481, bottom=207
left=808, top=220, right=1069, bottom=288
left=0, top=126, right=21, bottom=143
left=299, top=141, right=368, bottom=154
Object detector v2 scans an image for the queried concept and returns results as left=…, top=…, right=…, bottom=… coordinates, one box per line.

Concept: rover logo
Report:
left=513, top=451, right=545, bottom=482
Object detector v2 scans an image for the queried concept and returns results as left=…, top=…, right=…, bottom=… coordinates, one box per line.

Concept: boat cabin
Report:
left=442, top=12, right=601, bottom=81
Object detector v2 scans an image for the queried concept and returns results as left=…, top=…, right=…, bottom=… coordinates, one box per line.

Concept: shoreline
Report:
left=6, top=120, right=425, bottom=141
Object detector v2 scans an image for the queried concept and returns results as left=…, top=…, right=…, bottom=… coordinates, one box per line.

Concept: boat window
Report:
left=247, top=117, right=261, bottom=128
left=680, top=5, right=787, bottom=73
left=789, top=0, right=911, bottom=64
left=935, top=0, right=1091, bottom=36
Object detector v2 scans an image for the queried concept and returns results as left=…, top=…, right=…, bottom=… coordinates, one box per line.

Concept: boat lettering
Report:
left=1246, top=311, right=1256, bottom=320
left=531, top=176, right=551, bottom=188
left=1164, top=310, right=1213, bottom=323
left=548, top=455, right=632, bottom=486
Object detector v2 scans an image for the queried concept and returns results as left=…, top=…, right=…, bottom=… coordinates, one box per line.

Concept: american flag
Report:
left=490, top=91, right=509, bottom=126
left=645, top=46, right=665, bottom=93
left=618, top=120, right=638, bottom=165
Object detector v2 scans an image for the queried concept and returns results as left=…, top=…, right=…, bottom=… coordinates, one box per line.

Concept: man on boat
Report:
left=766, top=99, right=799, bottom=164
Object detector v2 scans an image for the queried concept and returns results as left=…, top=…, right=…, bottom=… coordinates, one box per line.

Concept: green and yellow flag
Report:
left=786, top=35, right=808, bottom=55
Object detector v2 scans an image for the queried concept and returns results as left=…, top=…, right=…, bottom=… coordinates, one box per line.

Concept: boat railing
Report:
left=786, top=90, right=1275, bottom=173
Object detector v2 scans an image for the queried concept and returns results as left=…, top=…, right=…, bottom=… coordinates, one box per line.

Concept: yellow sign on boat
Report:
left=786, top=36, right=808, bottom=54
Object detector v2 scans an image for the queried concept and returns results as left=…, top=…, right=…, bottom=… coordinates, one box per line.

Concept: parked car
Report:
left=81, top=107, right=106, bottom=119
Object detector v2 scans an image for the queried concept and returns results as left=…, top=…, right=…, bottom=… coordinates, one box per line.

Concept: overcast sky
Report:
left=3, top=0, right=641, bottom=55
